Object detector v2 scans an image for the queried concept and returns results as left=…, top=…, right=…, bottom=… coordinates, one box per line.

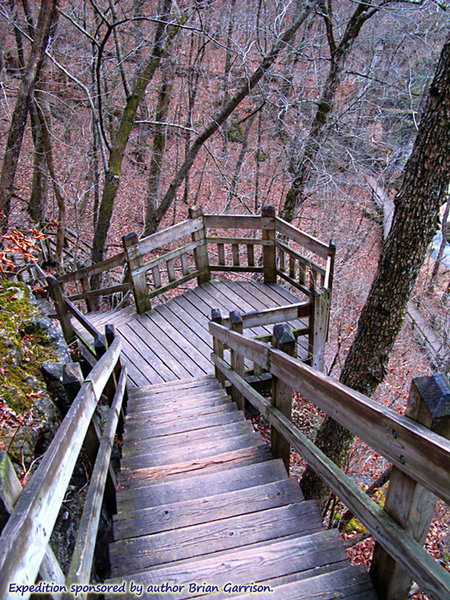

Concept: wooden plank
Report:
left=0, top=384, right=99, bottom=597
left=122, top=410, right=246, bottom=443
left=113, top=478, right=302, bottom=541
left=232, top=243, right=240, bottom=266
left=124, top=403, right=238, bottom=432
left=209, top=265, right=263, bottom=273
left=110, top=501, right=322, bottom=574
left=68, top=282, right=131, bottom=302
left=204, top=214, right=272, bottom=230
left=275, top=217, right=330, bottom=259
left=133, top=313, right=208, bottom=378
left=137, top=217, right=203, bottom=255
left=125, top=320, right=194, bottom=380
left=238, top=302, right=310, bottom=329
left=115, top=331, right=166, bottom=385
left=135, top=308, right=211, bottom=375
left=0, top=453, right=65, bottom=599
left=117, top=444, right=272, bottom=489
left=116, top=459, right=288, bottom=510
left=180, top=252, right=190, bottom=276
left=206, top=236, right=268, bottom=245
left=128, top=375, right=215, bottom=396
left=152, top=265, right=161, bottom=288
left=277, top=269, right=313, bottom=297
left=67, top=368, right=127, bottom=586
left=57, top=252, right=126, bottom=283
left=277, top=240, right=326, bottom=277
left=232, top=565, right=377, bottom=600
left=247, top=243, right=255, bottom=267
left=133, top=240, right=202, bottom=278
left=123, top=232, right=151, bottom=314
left=65, top=298, right=102, bottom=339
left=209, top=321, right=270, bottom=369
left=122, top=421, right=253, bottom=457
left=125, top=392, right=230, bottom=414
left=105, top=530, right=348, bottom=598
left=270, top=351, right=450, bottom=503
left=217, top=242, right=225, bottom=265
left=121, top=433, right=262, bottom=470
left=147, top=271, right=199, bottom=300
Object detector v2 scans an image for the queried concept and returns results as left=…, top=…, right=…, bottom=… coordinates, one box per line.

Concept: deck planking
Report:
left=79, top=279, right=309, bottom=387
left=107, top=377, right=377, bottom=599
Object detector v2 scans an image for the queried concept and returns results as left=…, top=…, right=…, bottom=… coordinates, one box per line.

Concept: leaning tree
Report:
left=301, top=34, right=450, bottom=502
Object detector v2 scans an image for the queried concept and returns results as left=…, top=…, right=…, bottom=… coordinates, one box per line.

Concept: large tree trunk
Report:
left=143, top=59, right=175, bottom=237
left=0, top=0, right=58, bottom=230
left=91, top=0, right=179, bottom=265
left=301, top=35, right=450, bottom=502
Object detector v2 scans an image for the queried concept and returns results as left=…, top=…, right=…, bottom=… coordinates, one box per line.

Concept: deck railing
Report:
left=0, top=328, right=126, bottom=600
left=49, top=206, right=334, bottom=369
left=209, top=317, right=450, bottom=600
left=52, top=205, right=334, bottom=311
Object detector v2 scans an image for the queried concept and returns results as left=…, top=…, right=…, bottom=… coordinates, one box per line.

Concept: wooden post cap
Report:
left=122, top=232, right=138, bottom=247
left=188, top=206, right=204, bottom=218
left=229, top=310, right=243, bottom=326
left=412, top=374, right=450, bottom=424
left=261, top=205, right=276, bottom=217
left=272, top=323, right=295, bottom=348
left=211, top=308, right=222, bottom=323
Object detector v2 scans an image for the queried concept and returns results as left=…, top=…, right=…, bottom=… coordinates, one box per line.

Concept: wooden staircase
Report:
left=107, top=376, right=377, bottom=599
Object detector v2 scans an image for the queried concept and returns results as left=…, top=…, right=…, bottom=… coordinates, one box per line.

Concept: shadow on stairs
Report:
left=106, top=376, right=377, bottom=599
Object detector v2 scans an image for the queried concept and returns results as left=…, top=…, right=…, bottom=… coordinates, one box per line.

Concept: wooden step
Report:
left=230, top=565, right=378, bottom=600
left=124, top=402, right=237, bottom=431
left=126, top=392, right=230, bottom=414
left=127, top=386, right=226, bottom=406
left=122, top=420, right=254, bottom=457
left=105, top=530, right=349, bottom=599
left=116, top=459, right=288, bottom=511
left=110, top=500, right=323, bottom=574
left=123, top=410, right=246, bottom=442
left=113, top=478, right=303, bottom=541
left=128, top=376, right=216, bottom=396
left=121, top=432, right=263, bottom=470
left=118, top=444, right=273, bottom=489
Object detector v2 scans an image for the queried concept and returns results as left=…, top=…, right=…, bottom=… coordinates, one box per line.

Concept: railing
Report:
left=50, top=205, right=334, bottom=311
left=209, top=317, right=450, bottom=600
left=48, top=206, right=334, bottom=369
left=0, top=328, right=126, bottom=600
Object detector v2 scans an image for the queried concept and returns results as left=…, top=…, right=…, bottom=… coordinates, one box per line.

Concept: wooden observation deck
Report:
left=0, top=208, right=448, bottom=600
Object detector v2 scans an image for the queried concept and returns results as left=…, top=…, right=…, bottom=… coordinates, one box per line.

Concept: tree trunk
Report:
left=90, top=0, right=179, bottom=264
left=143, top=60, right=175, bottom=237
left=147, top=0, right=319, bottom=235
left=280, top=2, right=380, bottom=223
left=301, top=35, right=450, bottom=502
left=428, top=197, right=449, bottom=292
left=0, top=0, right=58, bottom=230
left=28, top=82, right=51, bottom=223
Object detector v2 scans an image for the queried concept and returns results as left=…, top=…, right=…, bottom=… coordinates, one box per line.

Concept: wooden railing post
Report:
left=122, top=232, right=151, bottom=314
left=77, top=260, right=96, bottom=313
left=188, top=206, right=210, bottom=284
left=308, top=287, right=330, bottom=372
left=47, top=275, right=76, bottom=347
left=370, top=374, right=450, bottom=600
left=261, top=205, right=277, bottom=283
left=0, top=452, right=65, bottom=593
left=271, top=323, right=295, bottom=473
left=211, top=309, right=225, bottom=386
left=229, top=311, right=245, bottom=411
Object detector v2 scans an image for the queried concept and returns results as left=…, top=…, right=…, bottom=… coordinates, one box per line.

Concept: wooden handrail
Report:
left=209, top=320, right=450, bottom=599
left=0, top=336, right=124, bottom=599
left=208, top=321, right=450, bottom=503
left=220, top=301, right=310, bottom=330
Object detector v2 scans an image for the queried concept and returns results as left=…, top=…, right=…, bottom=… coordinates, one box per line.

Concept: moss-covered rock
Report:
left=0, top=281, right=68, bottom=471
